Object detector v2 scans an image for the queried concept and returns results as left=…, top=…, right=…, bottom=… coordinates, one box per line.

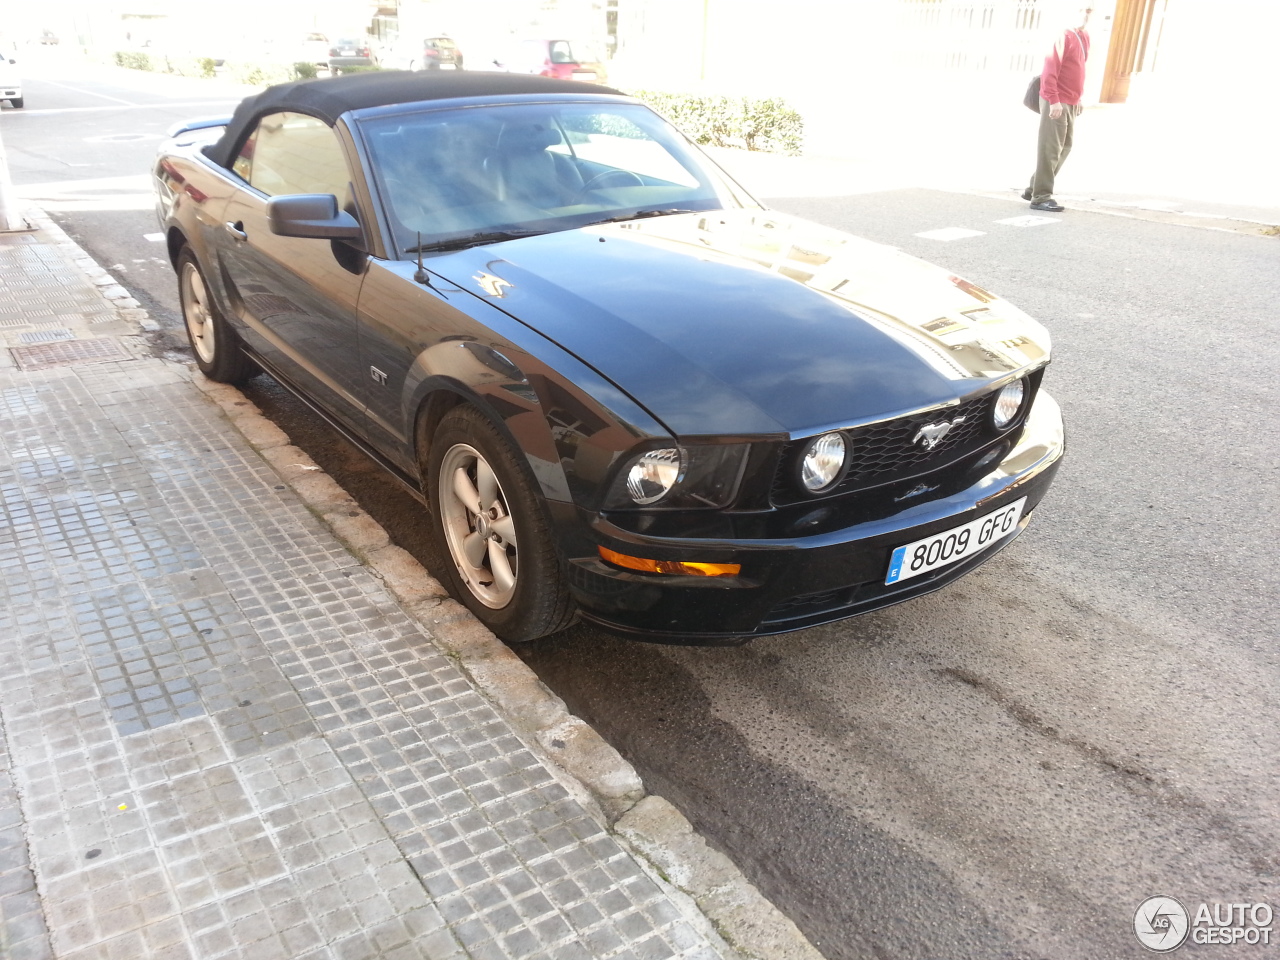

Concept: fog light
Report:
left=992, top=379, right=1027, bottom=430
left=599, top=546, right=740, bottom=577
left=800, top=432, right=848, bottom=493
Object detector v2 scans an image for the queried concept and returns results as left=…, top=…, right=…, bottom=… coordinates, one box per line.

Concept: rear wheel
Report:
left=426, top=405, right=575, bottom=642
left=10, top=97, right=23, bottom=109
left=177, top=247, right=256, bottom=384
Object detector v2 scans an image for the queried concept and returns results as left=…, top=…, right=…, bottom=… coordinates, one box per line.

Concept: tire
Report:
left=177, top=247, right=256, bottom=384
left=10, top=98, right=23, bottom=109
left=426, top=404, right=575, bottom=642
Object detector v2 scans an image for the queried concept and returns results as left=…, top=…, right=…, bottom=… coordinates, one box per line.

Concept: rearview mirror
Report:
left=267, top=194, right=364, bottom=243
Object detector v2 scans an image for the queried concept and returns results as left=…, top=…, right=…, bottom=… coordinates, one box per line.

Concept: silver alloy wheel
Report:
left=180, top=261, right=216, bottom=365
left=439, top=442, right=519, bottom=609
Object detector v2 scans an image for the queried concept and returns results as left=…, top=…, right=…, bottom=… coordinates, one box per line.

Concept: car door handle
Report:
left=224, top=221, right=247, bottom=242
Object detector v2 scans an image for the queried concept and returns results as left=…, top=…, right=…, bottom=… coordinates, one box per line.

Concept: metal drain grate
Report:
left=18, top=328, right=76, bottom=344
left=10, top=337, right=135, bottom=370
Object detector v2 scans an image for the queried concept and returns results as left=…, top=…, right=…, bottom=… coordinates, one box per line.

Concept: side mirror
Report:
left=267, top=194, right=364, bottom=243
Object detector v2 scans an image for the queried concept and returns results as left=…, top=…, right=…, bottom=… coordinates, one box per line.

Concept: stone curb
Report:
left=616, top=798, right=826, bottom=960
left=21, top=207, right=162, bottom=332
left=38, top=206, right=828, bottom=960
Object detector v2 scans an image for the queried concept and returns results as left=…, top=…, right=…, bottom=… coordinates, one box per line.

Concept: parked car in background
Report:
left=327, top=37, right=373, bottom=72
left=501, top=39, right=600, bottom=82
left=153, top=72, right=1064, bottom=644
left=382, top=36, right=464, bottom=71
left=300, top=33, right=329, bottom=67
left=39, top=30, right=59, bottom=46
left=0, top=54, right=22, bottom=109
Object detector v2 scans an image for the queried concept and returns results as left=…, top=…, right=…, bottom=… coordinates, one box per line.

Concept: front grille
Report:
left=773, top=389, right=1021, bottom=505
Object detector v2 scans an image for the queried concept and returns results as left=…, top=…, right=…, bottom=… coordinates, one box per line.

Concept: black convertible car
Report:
left=154, top=71, right=1064, bottom=643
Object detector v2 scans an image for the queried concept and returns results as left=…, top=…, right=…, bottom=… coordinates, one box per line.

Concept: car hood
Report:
left=428, top=209, right=1050, bottom=437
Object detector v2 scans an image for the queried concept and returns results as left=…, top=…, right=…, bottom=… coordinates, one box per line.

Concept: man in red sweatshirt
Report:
left=1026, top=6, right=1092, bottom=212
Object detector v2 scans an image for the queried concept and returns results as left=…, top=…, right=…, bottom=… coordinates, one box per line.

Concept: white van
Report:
left=0, top=53, right=22, bottom=108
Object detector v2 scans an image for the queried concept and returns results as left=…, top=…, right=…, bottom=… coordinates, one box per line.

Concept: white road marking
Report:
left=16, top=174, right=153, bottom=213
left=84, top=133, right=163, bottom=144
left=19, top=175, right=151, bottom=193
left=915, top=227, right=986, bottom=241
left=31, top=77, right=139, bottom=106
left=11, top=100, right=239, bottom=117
left=143, top=233, right=164, bottom=242
left=995, top=215, right=1060, bottom=227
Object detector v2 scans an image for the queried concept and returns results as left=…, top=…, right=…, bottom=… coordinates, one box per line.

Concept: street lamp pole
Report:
left=700, top=0, right=710, bottom=82
left=0, top=122, right=29, bottom=232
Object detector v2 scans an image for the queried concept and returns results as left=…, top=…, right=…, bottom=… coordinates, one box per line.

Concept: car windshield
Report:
left=359, top=101, right=756, bottom=255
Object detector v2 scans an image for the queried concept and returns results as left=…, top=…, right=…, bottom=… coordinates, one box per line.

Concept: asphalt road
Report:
left=6, top=63, right=1279, bottom=960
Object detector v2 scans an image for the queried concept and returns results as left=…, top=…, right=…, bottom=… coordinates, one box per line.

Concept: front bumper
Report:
left=562, top=392, right=1066, bottom=644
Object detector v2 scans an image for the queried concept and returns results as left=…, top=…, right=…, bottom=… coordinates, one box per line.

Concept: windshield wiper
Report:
left=584, top=208, right=698, bottom=227
left=405, top=229, right=543, bottom=253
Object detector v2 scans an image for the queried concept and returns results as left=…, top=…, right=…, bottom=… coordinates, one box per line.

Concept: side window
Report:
left=232, top=128, right=256, bottom=182
left=233, top=112, right=352, bottom=198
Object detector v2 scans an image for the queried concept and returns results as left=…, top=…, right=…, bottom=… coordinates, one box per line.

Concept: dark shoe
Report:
left=1030, top=200, right=1064, bottom=212
left=1021, top=188, right=1032, bottom=201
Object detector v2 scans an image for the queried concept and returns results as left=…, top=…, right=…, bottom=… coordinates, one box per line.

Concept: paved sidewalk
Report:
left=0, top=218, right=819, bottom=960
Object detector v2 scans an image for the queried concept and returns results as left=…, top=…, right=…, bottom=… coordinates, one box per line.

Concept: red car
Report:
left=508, top=39, right=598, bottom=82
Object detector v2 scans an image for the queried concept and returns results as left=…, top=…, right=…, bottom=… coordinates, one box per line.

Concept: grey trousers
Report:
left=1029, top=98, right=1079, bottom=203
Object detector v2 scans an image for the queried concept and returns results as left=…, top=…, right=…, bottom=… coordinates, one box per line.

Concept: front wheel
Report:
left=426, top=405, right=575, bottom=642
left=9, top=97, right=23, bottom=109
left=177, top=247, right=256, bottom=384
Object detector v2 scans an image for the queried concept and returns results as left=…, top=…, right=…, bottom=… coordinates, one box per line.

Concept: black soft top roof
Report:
left=207, top=71, right=625, bottom=169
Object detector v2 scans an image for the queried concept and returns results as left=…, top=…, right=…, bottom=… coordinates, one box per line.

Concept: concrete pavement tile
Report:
left=0, top=343, right=746, bottom=960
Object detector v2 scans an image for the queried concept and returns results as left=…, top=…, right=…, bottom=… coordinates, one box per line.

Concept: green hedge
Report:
left=163, top=56, right=218, bottom=79
left=112, top=51, right=314, bottom=86
left=632, top=90, right=803, bottom=155
left=114, top=51, right=154, bottom=71
left=220, top=60, right=299, bottom=86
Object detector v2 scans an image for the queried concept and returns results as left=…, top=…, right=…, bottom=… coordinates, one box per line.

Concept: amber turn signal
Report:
left=598, top=546, right=740, bottom=577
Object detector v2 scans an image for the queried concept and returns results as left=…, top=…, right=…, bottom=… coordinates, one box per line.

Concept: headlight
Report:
left=799, top=432, right=848, bottom=493
left=605, top=444, right=751, bottom=510
left=991, top=379, right=1027, bottom=430
left=626, top=448, right=682, bottom=505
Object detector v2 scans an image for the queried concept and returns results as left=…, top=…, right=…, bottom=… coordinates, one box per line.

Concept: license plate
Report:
left=439, top=63, right=456, bottom=69
left=885, top=497, right=1026, bottom=585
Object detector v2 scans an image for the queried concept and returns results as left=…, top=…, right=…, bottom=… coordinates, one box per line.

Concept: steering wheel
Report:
left=575, top=169, right=644, bottom=201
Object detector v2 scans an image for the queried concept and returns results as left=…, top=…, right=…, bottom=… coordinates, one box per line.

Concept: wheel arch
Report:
left=166, top=226, right=188, bottom=269
left=409, top=373, right=576, bottom=507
